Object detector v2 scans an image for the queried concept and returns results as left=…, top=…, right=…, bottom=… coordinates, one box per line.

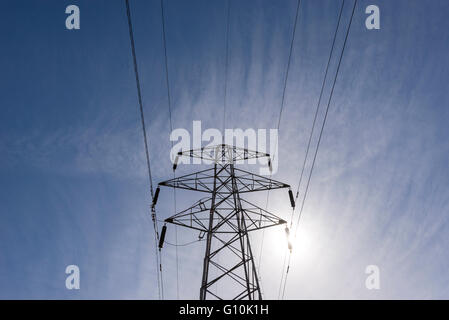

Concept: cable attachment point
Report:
left=151, top=207, right=156, bottom=221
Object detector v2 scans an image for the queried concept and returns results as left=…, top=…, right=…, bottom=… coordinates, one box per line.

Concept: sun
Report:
left=263, top=220, right=317, bottom=264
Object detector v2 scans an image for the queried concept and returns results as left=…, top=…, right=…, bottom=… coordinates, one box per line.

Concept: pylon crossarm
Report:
left=165, top=199, right=286, bottom=233
left=239, top=198, right=287, bottom=230
left=176, top=144, right=270, bottom=163
left=233, top=168, right=290, bottom=192
left=165, top=197, right=238, bottom=232
left=164, top=198, right=210, bottom=231
left=159, top=165, right=290, bottom=193
left=159, top=167, right=216, bottom=192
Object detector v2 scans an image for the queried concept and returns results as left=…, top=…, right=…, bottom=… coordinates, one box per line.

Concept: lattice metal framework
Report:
left=155, top=144, right=293, bottom=300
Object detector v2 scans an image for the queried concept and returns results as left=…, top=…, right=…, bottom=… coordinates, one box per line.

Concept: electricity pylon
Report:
left=153, top=144, right=294, bottom=300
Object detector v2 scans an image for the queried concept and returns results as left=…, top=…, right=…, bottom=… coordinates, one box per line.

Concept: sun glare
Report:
left=265, top=220, right=317, bottom=264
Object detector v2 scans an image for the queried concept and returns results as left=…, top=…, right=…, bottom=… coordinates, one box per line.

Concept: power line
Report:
left=165, top=239, right=205, bottom=247
left=125, top=0, right=163, bottom=300
left=281, top=0, right=358, bottom=300
left=222, top=0, right=231, bottom=133
left=125, top=0, right=155, bottom=199
left=160, top=0, right=179, bottom=300
left=276, top=0, right=301, bottom=132
left=294, top=0, right=357, bottom=240
left=173, top=187, right=179, bottom=299
left=257, top=0, right=302, bottom=294
left=160, top=0, right=174, bottom=133
left=288, top=0, right=345, bottom=230
left=277, top=247, right=288, bottom=299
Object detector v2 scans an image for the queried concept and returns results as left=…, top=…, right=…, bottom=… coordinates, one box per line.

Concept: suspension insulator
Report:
left=153, top=187, right=160, bottom=207
left=285, top=227, right=292, bottom=251
left=268, top=158, right=273, bottom=172
left=158, top=225, right=167, bottom=249
left=173, top=155, right=179, bottom=171
left=288, top=189, right=295, bottom=208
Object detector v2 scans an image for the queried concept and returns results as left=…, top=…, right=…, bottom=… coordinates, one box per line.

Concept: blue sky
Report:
left=1, top=0, right=449, bottom=299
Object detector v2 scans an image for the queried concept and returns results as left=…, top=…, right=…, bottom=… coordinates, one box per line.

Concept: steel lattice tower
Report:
left=154, top=144, right=294, bottom=300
